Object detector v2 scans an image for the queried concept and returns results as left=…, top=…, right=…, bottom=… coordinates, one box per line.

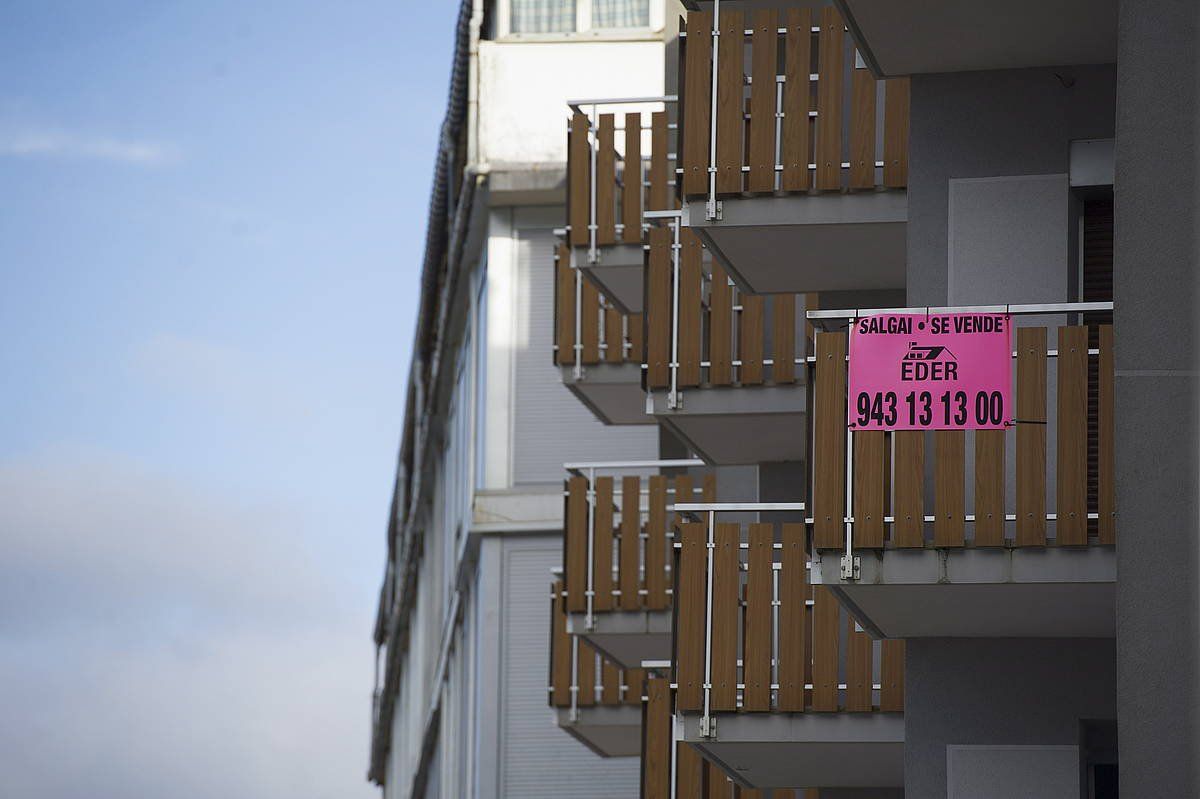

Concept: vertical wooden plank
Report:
left=622, top=111, right=643, bottom=243
left=748, top=9, right=779, bottom=193
left=813, top=332, right=848, bottom=548
left=581, top=278, right=600, bottom=364
left=883, top=78, right=910, bottom=188
left=1016, top=327, right=1048, bottom=546
left=743, top=523, right=773, bottom=711
left=853, top=431, right=886, bottom=548
left=892, top=431, right=924, bottom=547
left=646, top=227, right=671, bottom=388
left=577, top=641, right=596, bottom=706
left=596, top=113, right=617, bottom=244
left=778, top=523, right=808, bottom=712
left=1057, top=326, right=1089, bottom=546
left=629, top=312, right=645, bottom=364
left=811, top=586, right=839, bottom=711
left=845, top=618, right=872, bottom=711
left=709, top=263, right=733, bottom=386
left=676, top=743, right=704, bottom=799
left=569, top=112, right=591, bottom=245
left=849, top=67, right=876, bottom=188
left=566, top=476, right=588, bottom=612
left=815, top=6, right=845, bottom=190
left=624, top=668, right=645, bottom=706
left=604, top=306, right=623, bottom=364
left=934, top=431, right=966, bottom=547
left=715, top=9, right=744, bottom=195
left=880, top=639, right=905, bottom=712
left=619, top=475, right=642, bottom=610
left=555, top=245, right=575, bottom=365
left=650, top=111, right=669, bottom=211
left=601, top=657, right=620, bottom=704
left=702, top=472, right=717, bottom=502
left=678, top=230, right=703, bottom=387
left=772, top=294, right=796, bottom=384
left=646, top=475, right=669, bottom=610
left=705, top=757, right=728, bottom=799
left=1098, top=325, right=1116, bottom=544
left=682, top=11, right=714, bottom=197
left=781, top=8, right=812, bottom=192
left=551, top=581, right=572, bottom=707
left=740, top=294, right=765, bottom=385
left=642, top=677, right=671, bottom=799
left=974, top=430, right=1006, bottom=546
left=674, top=522, right=706, bottom=711
left=710, top=522, right=739, bottom=711
left=593, top=476, right=615, bottom=611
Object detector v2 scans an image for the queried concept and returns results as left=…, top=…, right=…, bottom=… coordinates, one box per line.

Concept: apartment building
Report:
left=376, top=0, right=1197, bottom=797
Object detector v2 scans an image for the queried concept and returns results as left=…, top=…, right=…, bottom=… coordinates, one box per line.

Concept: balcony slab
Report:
left=555, top=705, right=642, bottom=758
left=567, top=609, right=672, bottom=669
left=577, top=243, right=645, bottom=314
left=561, top=362, right=652, bottom=426
left=651, top=384, right=807, bottom=465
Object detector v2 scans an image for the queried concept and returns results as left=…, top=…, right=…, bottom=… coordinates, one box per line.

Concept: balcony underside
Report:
left=651, top=385, right=807, bottom=465
left=555, top=705, right=642, bottom=757
left=840, top=0, right=1116, bottom=77
left=578, top=243, right=644, bottom=314
left=682, top=712, right=904, bottom=789
left=561, top=363, right=651, bottom=426
left=567, top=609, right=672, bottom=670
left=815, top=547, right=1116, bottom=638
left=683, top=193, right=906, bottom=295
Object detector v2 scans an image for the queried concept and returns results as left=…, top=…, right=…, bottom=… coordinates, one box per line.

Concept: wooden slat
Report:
left=845, top=619, right=872, bottom=711
left=646, top=475, right=669, bottom=610
left=569, top=112, right=591, bottom=245
left=743, top=523, right=773, bottom=711
left=853, top=430, right=886, bottom=548
left=604, top=306, right=623, bottom=364
left=777, top=523, right=807, bottom=711
left=581, top=278, right=600, bottom=364
left=629, top=312, right=644, bottom=364
left=674, top=522, right=706, bottom=711
left=649, top=111, right=669, bottom=211
left=619, top=475, right=642, bottom=610
left=880, top=639, right=905, bottom=712
left=642, top=677, right=671, bottom=799
left=682, top=11, right=714, bottom=197
left=815, top=6, right=845, bottom=191
left=934, top=431, right=966, bottom=547
left=602, top=657, right=620, bottom=704
left=849, top=68, right=876, bottom=188
left=551, top=581, right=571, bottom=707
left=740, top=294, right=765, bottom=385
left=1098, top=325, right=1116, bottom=544
left=811, top=586, right=839, bottom=711
left=748, top=9, right=779, bottom=193
left=622, top=111, right=643, bottom=244
left=781, top=8, right=813, bottom=192
left=705, top=759, right=728, bottom=799
left=624, top=668, right=645, bottom=706
left=678, top=230, right=703, bottom=387
left=702, top=473, right=717, bottom=502
left=813, top=332, right=848, bottom=548
left=772, top=294, right=796, bottom=384
left=974, top=430, right=1006, bottom=546
left=710, top=522, right=739, bottom=711
left=676, top=743, right=704, bottom=799
left=566, top=476, right=588, bottom=612
left=1016, top=327, right=1048, bottom=546
left=715, top=9, right=744, bottom=195
left=646, top=227, right=672, bottom=388
left=593, top=476, right=615, bottom=611
left=555, top=245, right=575, bottom=365
left=883, top=78, right=910, bottom=188
left=892, top=431, right=924, bottom=547
left=1057, top=325, right=1088, bottom=546
left=709, top=263, right=733, bottom=385
left=596, top=113, right=617, bottom=244
left=577, top=641, right=596, bottom=706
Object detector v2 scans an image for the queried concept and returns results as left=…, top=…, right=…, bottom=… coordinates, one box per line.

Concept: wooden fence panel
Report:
left=629, top=312, right=644, bottom=364
left=676, top=744, right=704, bottom=799
left=715, top=10, right=745, bottom=194
left=814, top=332, right=848, bottom=548
left=812, top=586, right=840, bottom=711
left=845, top=620, right=873, bottom=711
left=619, top=475, right=642, bottom=610
left=772, top=295, right=796, bottom=384
left=623, top=112, right=643, bottom=244
left=815, top=6, right=844, bottom=190
left=849, top=68, right=876, bottom=189
left=581, top=279, right=600, bottom=364
left=556, top=245, right=575, bottom=365
left=883, top=78, right=910, bottom=188
left=1016, top=327, right=1048, bottom=546
left=593, top=476, right=614, bottom=611
left=625, top=668, right=645, bottom=706
left=569, top=112, right=591, bottom=245
left=1098, top=325, right=1116, bottom=544
left=709, top=263, right=733, bottom=385
left=853, top=430, right=886, bottom=547
left=602, top=658, right=620, bottom=704
left=551, top=581, right=571, bottom=707
left=975, top=429, right=1006, bottom=546
left=741, top=294, right=765, bottom=385
left=880, top=639, right=905, bottom=712
left=678, top=231, right=703, bottom=386
left=605, top=306, right=623, bottom=364
left=650, top=110, right=669, bottom=211
left=748, top=10, right=779, bottom=193
left=577, top=641, right=596, bottom=706
left=893, top=431, right=924, bottom=546
left=777, top=522, right=808, bottom=711
left=934, top=431, right=965, bottom=547
left=743, top=523, right=773, bottom=711
left=646, top=228, right=672, bottom=388
left=646, top=475, right=669, bottom=610
left=710, top=522, right=740, bottom=711
left=675, top=522, right=706, bottom=711
left=596, top=114, right=616, bottom=244
left=642, top=677, right=671, bottom=799
left=1057, top=325, right=1088, bottom=545
left=682, top=12, right=714, bottom=197
left=781, top=8, right=813, bottom=192
left=566, top=476, right=588, bottom=612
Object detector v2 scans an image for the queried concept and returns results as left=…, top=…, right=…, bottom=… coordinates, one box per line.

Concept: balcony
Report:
left=806, top=303, right=1117, bottom=639
left=669, top=503, right=905, bottom=791
left=551, top=579, right=646, bottom=757
left=677, top=7, right=909, bottom=295
left=644, top=224, right=811, bottom=464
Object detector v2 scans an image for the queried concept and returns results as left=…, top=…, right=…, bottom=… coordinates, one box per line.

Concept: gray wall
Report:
left=904, top=638, right=1116, bottom=799
left=1113, top=0, right=1200, bottom=796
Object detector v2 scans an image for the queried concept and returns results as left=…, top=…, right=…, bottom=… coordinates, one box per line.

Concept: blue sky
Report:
left=0, top=2, right=457, bottom=796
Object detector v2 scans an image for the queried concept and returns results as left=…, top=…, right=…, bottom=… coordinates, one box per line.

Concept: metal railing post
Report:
left=842, top=319, right=858, bottom=580
left=668, top=217, right=682, bottom=409
left=573, top=251, right=583, bottom=380
left=586, top=467, right=596, bottom=631
left=570, top=636, right=580, bottom=722
left=700, top=508, right=716, bottom=737
left=706, top=0, right=721, bottom=221
left=589, top=103, right=599, bottom=264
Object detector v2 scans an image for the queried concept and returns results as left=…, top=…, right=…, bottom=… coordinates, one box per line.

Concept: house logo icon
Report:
left=900, top=341, right=959, bottom=381
left=902, top=341, right=956, bottom=362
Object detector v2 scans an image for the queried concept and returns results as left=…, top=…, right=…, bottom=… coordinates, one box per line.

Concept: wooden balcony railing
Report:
left=644, top=226, right=812, bottom=398
left=550, top=580, right=647, bottom=715
left=555, top=242, right=644, bottom=368
left=563, top=461, right=716, bottom=623
left=679, top=7, right=909, bottom=206
left=672, top=509, right=905, bottom=724
left=807, top=310, right=1116, bottom=551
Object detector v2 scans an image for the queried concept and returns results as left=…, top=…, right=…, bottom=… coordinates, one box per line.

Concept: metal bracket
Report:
left=704, top=199, right=723, bottom=221
left=840, top=553, right=860, bottom=581
left=667, top=390, right=683, bottom=410
left=698, top=715, right=717, bottom=739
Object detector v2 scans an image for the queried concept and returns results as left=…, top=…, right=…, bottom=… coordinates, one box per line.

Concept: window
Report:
left=592, top=0, right=648, bottom=29
left=504, top=0, right=652, bottom=35
left=510, top=0, right=575, bottom=33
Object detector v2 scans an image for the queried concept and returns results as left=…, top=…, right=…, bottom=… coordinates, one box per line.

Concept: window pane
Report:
left=593, top=0, right=649, bottom=28
left=510, top=0, right=576, bottom=33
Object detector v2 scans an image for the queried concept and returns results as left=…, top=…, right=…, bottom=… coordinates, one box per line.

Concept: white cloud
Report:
left=0, top=129, right=179, bottom=165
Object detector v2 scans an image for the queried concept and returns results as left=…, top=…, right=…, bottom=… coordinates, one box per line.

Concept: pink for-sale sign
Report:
left=847, top=313, right=1013, bottom=431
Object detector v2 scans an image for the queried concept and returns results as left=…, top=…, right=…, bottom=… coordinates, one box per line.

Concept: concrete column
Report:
left=1113, top=1, right=1200, bottom=796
